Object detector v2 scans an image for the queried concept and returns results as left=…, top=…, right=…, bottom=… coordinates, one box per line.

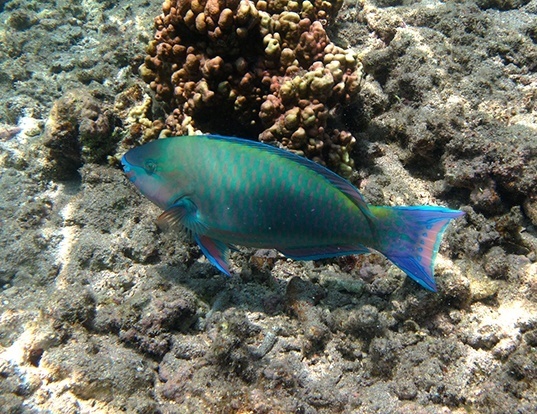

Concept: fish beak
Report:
left=121, top=154, right=136, bottom=182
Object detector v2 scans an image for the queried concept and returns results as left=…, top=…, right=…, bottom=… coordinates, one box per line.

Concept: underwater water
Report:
left=1, top=0, right=537, bottom=412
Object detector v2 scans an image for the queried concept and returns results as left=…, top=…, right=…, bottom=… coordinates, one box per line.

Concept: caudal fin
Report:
left=369, top=206, right=464, bottom=292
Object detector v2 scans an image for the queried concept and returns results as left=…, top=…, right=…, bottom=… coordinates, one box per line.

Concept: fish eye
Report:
left=144, top=160, right=158, bottom=175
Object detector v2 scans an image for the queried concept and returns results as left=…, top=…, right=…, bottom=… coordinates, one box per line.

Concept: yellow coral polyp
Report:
left=191, top=0, right=204, bottom=15
left=162, top=0, right=172, bottom=14
left=284, top=107, right=300, bottom=130
left=218, top=8, right=234, bottom=30
left=205, top=0, right=221, bottom=18
left=184, top=9, right=196, bottom=27
left=139, top=64, right=155, bottom=83
left=195, top=12, right=207, bottom=33
left=288, top=1, right=300, bottom=11
left=260, top=99, right=276, bottom=118
left=280, top=47, right=296, bottom=67
left=279, top=11, right=300, bottom=33
left=339, top=162, right=352, bottom=174
left=236, top=0, right=257, bottom=25
left=217, top=81, right=231, bottom=96
left=297, top=76, right=310, bottom=97
left=264, top=34, right=281, bottom=57
left=326, top=60, right=342, bottom=81
left=301, top=105, right=316, bottom=127
left=301, top=1, right=314, bottom=15
left=291, top=126, right=307, bottom=144
left=259, top=12, right=273, bottom=36
left=345, top=50, right=357, bottom=65
left=280, top=80, right=296, bottom=102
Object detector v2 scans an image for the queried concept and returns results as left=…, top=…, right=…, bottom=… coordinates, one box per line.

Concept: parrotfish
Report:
left=121, top=134, right=464, bottom=291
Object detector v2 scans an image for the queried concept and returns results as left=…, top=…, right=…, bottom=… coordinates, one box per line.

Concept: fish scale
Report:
left=122, top=134, right=464, bottom=291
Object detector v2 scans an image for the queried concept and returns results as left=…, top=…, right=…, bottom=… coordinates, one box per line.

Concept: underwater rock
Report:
left=41, top=332, right=156, bottom=407
left=43, top=91, right=117, bottom=179
left=120, top=290, right=199, bottom=357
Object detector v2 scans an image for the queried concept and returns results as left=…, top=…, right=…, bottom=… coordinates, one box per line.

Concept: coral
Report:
left=43, top=90, right=117, bottom=179
left=114, top=84, right=167, bottom=146
left=140, top=0, right=361, bottom=174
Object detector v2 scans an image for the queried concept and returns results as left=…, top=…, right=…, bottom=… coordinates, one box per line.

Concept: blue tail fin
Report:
left=369, top=206, right=464, bottom=292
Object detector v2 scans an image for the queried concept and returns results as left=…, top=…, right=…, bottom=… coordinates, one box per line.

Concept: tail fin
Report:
left=369, top=206, right=464, bottom=292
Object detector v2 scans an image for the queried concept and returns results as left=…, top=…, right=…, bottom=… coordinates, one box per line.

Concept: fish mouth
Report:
left=121, top=154, right=136, bottom=182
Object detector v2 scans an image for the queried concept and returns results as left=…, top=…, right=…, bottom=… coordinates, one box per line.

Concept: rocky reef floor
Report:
left=1, top=0, right=536, bottom=412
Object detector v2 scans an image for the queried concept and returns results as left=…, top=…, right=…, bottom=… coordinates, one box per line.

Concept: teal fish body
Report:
left=122, top=135, right=464, bottom=291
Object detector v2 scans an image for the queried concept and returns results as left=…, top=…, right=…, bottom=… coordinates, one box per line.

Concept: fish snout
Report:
left=121, top=154, right=137, bottom=182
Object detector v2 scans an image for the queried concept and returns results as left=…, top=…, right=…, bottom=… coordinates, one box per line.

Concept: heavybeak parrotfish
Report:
left=121, top=134, right=464, bottom=291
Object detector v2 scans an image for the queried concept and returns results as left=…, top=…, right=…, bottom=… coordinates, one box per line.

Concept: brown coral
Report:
left=140, top=0, right=361, bottom=174
left=43, top=90, right=117, bottom=179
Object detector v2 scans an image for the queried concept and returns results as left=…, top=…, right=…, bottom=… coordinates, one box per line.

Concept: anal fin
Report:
left=278, top=245, right=370, bottom=261
left=195, top=234, right=231, bottom=276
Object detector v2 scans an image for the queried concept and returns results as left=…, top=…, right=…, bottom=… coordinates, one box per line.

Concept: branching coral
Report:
left=140, top=0, right=361, bottom=174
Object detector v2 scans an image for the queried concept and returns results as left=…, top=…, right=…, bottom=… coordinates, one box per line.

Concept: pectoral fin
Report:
left=195, top=234, right=231, bottom=276
left=157, top=198, right=207, bottom=235
left=157, top=199, right=230, bottom=275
